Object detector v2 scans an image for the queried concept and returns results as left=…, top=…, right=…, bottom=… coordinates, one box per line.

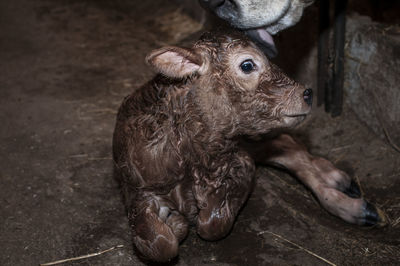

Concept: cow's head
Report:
left=199, top=0, right=314, bottom=57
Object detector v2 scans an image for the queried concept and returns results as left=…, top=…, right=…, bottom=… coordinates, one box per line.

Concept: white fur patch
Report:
left=214, top=0, right=314, bottom=34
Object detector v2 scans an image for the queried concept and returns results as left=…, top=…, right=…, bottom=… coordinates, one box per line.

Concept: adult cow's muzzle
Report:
left=198, top=0, right=315, bottom=58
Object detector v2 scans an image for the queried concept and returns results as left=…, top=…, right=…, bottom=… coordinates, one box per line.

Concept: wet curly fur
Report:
left=112, top=32, right=386, bottom=262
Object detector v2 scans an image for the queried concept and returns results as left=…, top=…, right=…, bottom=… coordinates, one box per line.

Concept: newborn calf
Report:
left=112, top=32, right=386, bottom=262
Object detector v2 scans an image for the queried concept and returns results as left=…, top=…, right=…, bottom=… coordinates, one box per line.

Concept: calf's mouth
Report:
left=282, top=112, right=309, bottom=126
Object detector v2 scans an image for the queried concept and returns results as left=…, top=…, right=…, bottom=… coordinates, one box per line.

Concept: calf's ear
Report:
left=146, top=46, right=203, bottom=78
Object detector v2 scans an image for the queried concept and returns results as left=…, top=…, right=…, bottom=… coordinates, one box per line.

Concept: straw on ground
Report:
left=40, top=245, right=124, bottom=266
left=258, top=230, right=337, bottom=266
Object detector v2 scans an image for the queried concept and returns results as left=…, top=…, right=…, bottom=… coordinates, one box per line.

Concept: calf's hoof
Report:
left=132, top=208, right=180, bottom=262
left=342, top=179, right=362, bottom=198
left=197, top=208, right=235, bottom=241
left=362, top=202, right=387, bottom=227
left=134, top=234, right=179, bottom=262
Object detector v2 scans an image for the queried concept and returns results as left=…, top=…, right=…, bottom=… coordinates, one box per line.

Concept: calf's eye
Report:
left=240, top=59, right=256, bottom=74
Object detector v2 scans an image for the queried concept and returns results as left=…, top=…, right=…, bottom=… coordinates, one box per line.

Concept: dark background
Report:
left=1, top=0, right=399, bottom=265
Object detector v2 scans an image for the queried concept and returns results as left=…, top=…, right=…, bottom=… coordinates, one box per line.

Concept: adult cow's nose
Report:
left=303, top=88, right=313, bottom=106
left=199, top=0, right=226, bottom=9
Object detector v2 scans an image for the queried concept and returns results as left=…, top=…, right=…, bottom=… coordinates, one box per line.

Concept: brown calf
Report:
left=112, top=32, right=386, bottom=262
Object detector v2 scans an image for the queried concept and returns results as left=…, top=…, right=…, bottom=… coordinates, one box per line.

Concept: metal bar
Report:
left=317, top=0, right=331, bottom=107
left=331, top=0, right=347, bottom=117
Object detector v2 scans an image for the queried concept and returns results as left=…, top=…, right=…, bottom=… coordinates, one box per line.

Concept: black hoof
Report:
left=363, top=202, right=387, bottom=227
left=343, top=180, right=361, bottom=198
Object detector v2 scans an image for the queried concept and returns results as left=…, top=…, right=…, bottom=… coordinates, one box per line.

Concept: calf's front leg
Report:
left=244, top=134, right=387, bottom=227
left=129, top=193, right=189, bottom=262
left=194, top=151, right=256, bottom=240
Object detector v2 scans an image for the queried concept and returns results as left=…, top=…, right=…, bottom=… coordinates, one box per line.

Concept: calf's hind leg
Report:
left=245, top=134, right=387, bottom=226
left=130, top=194, right=188, bottom=262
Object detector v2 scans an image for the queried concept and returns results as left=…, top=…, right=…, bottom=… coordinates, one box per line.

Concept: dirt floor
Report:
left=1, top=0, right=399, bottom=265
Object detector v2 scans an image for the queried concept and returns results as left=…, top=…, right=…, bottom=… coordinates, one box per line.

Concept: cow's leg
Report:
left=243, top=133, right=387, bottom=226
left=194, top=151, right=256, bottom=240
left=129, top=193, right=188, bottom=262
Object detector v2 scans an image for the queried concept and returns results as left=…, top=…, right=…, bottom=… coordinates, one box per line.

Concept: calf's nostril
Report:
left=303, top=88, right=313, bottom=106
left=303, top=88, right=312, bottom=96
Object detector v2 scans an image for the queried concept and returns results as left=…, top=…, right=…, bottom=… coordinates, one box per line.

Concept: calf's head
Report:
left=146, top=32, right=312, bottom=136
